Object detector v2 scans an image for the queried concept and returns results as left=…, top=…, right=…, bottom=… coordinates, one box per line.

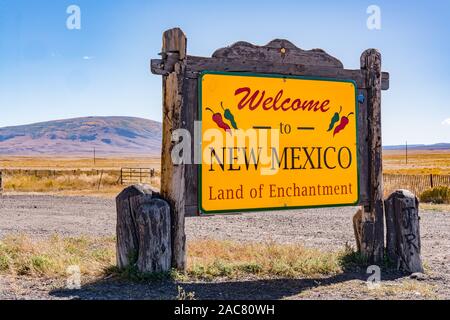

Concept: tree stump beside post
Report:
left=116, top=184, right=172, bottom=273
left=384, top=189, right=424, bottom=273
left=135, top=199, right=172, bottom=272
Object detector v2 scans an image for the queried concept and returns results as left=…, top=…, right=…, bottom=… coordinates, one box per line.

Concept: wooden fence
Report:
left=120, top=168, right=156, bottom=185
left=0, top=169, right=447, bottom=198
left=383, top=174, right=450, bottom=197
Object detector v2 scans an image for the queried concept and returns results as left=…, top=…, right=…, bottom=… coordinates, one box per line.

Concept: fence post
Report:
left=97, top=170, right=104, bottom=191
left=0, top=171, right=3, bottom=194
left=430, top=174, right=433, bottom=188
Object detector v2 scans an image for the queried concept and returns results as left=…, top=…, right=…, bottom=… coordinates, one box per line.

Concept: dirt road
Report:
left=0, top=194, right=449, bottom=299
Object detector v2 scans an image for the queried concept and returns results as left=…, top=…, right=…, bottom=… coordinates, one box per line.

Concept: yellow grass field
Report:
left=1, top=150, right=449, bottom=174
left=383, top=149, right=450, bottom=175
left=0, top=156, right=160, bottom=171
left=0, top=150, right=449, bottom=197
left=0, top=156, right=161, bottom=197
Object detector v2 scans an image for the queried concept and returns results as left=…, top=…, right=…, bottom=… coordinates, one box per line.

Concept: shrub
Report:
left=420, top=186, right=450, bottom=204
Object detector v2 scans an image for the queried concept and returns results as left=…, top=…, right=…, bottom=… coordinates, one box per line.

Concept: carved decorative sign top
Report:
left=212, top=39, right=344, bottom=68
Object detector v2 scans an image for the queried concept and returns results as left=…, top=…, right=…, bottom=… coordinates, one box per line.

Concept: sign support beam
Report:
left=360, top=49, right=385, bottom=264
left=160, top=28, right=187, bottom=271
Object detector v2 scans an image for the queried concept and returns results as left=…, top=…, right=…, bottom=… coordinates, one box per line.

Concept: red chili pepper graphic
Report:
left=333, top=112, right=354, bottom=137
left=206, top=107, right=231, bottom=133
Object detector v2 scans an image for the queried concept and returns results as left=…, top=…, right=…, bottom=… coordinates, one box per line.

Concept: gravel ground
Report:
left=0, top=194, right=449, bottom=300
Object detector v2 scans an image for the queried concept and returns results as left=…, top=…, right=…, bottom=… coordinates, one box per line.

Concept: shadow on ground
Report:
left=49, top=271, right=406, bottom=300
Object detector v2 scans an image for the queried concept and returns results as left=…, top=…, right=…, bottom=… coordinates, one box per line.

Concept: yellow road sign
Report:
left=199, top=71, right=359, bottom=214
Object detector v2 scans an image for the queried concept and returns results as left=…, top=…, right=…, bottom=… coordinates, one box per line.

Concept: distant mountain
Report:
left=0, top=116, right=162, bottom=156
left=1, top=116, right=447, bottom=156
left=383, top=143, right=450, bottom=150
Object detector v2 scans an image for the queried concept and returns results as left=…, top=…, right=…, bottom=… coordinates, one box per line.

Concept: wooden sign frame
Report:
left=151, top=28, right=389, bottom=270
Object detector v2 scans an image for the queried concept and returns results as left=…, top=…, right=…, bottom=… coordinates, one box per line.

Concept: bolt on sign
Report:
left=200, top=71, right=359, bottom=214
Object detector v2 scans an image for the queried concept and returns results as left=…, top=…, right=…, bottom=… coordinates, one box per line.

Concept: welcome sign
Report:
left=199, top=71, right=359, bottom=214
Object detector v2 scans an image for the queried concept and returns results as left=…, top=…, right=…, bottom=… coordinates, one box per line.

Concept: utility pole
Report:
left=405, top=141, right=408, bottom=165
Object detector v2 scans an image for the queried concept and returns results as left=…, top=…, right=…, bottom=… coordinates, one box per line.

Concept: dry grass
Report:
left=2, top=151, right=448, bottom=174
left=0, top=235, right=348, bottom=280
left=0, top=156, right=161, bottom=197
left=1, top=172, right=140, bottom=197
left=4, top=172, right=120, bottom=192
left=0, top=156, right=160, bottom=170
left=185, top=239, right=344, bottom=280
left=0, top=235, right=115, bottom=277
left=1, top=151, right=448, bottom=198
left=2, top=172, right=161, bottom=197
left=1, top=236, right=437, bottom=299
left=383, top=150, right=450, bottom=175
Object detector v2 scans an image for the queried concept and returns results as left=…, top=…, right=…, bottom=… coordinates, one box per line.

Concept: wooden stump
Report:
left=116, top=184, right=171, bottom=273
left=384, top=189, right=424, bottom=273
left=136, top=199, right=171, bottom=272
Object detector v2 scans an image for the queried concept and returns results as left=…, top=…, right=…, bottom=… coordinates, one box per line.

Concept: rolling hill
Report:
left=0, top=116, right=162, bottom=156
left=0, top=116, right=448, bottom=156
left=383, top=143, right=450, bottom=151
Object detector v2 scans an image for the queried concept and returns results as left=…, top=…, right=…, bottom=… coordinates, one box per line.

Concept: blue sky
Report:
left=0, top=0, right=449, bottom=145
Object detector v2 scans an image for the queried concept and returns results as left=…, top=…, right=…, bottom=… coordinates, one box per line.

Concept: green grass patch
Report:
left=420, top=186, right=450, bottom=204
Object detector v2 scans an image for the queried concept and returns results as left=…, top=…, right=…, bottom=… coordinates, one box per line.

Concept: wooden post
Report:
left=159, top=28, right=187, bottom=271
left=0, top=171, right=3, bottom=194
left=116, top=184, right=171, bottom=273
left=384, top=190, right=423, bottom=273
left=360, top=49, right=385, bottom=264
left=430, top=174, right=434, bottom=188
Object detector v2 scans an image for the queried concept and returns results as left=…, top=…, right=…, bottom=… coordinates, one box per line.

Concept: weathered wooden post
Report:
left=159, top=28, right=187, bottom=271
left=385, top=190, right=423, bottom=273
left=0, top=170, right=3, bottom=194
left=116, top=184, right=171, bottom=273
left=358, top=49, right=385, bottom=264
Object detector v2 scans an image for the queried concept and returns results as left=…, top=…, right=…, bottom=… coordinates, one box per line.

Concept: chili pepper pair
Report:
left=206, top=102, right=238, bottom=133
left=326, top=106, right=354, bottom=136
